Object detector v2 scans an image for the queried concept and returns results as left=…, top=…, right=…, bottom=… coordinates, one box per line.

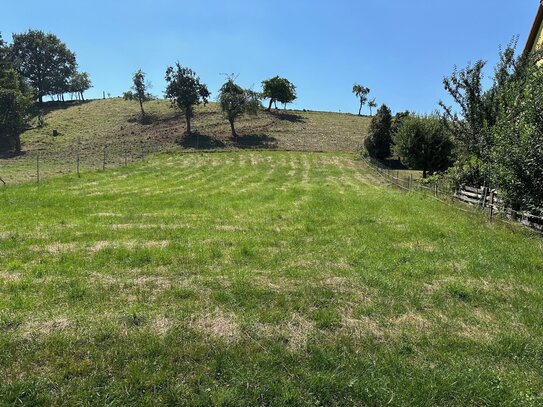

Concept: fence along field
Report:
left=0, top=98, right=370, bottom=184
left=366, top=157, right=543, bottom=232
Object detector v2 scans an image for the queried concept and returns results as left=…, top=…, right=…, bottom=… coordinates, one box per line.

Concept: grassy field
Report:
left=1, top=151, right=542, bottom=406
left=0, top=99, right=370, bottom=184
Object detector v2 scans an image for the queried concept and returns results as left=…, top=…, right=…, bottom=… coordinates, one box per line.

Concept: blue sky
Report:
left=1, top=0, right=539, bottom=114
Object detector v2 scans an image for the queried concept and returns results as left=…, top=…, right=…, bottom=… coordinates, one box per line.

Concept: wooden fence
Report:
left=456, top=185, right=543, bottom=231
left=365, top=157, right=543, bottom=232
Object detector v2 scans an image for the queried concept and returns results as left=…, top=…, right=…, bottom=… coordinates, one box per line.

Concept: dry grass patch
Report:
left=0, top=271, right=21, bottom=282
left=398, top=241, right=437, bottom=252
left=88, top=240, right=170, bottom=252
left=21, top=317, right=74, bottom=338
left=150, top=316, right=174, bottom=336
left=39, top=242, right=77, bottom=254
left=393, top=312, right=431, bottom=332
left=341, top=315, right=385, bottom=341
left=192, top=309, right=240, bottom=342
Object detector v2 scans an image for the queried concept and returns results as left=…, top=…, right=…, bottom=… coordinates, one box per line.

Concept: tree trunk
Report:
left=267, top=99, right=273, bottom=111
left=139, top=99, right=145, bottom=117
left=185, top=114, right=191, bottom=135
left=422, top=170, right=427, bottom=179
left=229, top=119, right=237, bottom=138
left=14, top=134, right=21, bottom=154
left=81, top=92, right=85, bottom=101
left=358, top=103, right=362, bottom=116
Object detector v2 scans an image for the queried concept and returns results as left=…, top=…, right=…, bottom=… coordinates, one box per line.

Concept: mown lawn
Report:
left=0, top=151, right=542, bottom=406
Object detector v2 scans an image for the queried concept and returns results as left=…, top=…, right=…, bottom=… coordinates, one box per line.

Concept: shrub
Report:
left=491, top=61, right=543, bottom=211
left=393, top=115, right=453, bottom=178
left=364, top=104, right=392, bottom=159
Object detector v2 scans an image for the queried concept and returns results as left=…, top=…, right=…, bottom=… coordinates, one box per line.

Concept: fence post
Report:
left=103, top=147, right=106, bottom=171
left=408, top=174, right=412, bottom=190
left=481, top=186, right=488, bottom=209
left=434, top=182, right=438, bottom=197
left=77, top=137, right=81, bottom=178
left=36, top=153, right=40, bottom=184
left=488, top=190, right=494, bottom=223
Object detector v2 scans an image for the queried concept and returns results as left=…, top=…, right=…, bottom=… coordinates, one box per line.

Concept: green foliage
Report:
left=132, top=69, right=148, bottom=117
left=218, top=78, right=261, bottom=137
left=122, top=91, right=135, bottom=101
left=352, top=84, right=370, bottom=115
left=440, top=40, right=520, bottom=186
left=69, top=72, right=92, bottom=101
left=11, top=29, right=77, bottom=103
left=165, top=62, right=210, bottom=134
left=368, top=98, right=377, bottom=116
left=261, top=76, right=296, bottom=111
left=394, top=115, right=453, bottom=178
left=0, top=35, right=32, bottom=153
left=392, top=111, right=410, bottom=134
left=491, top=59, right=543, bottom=211
left=364, top=104, right=392, bottom=159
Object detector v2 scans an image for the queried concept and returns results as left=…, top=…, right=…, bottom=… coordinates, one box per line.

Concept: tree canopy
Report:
left=165, top=62, right=210, bottom=134
left=352, top=84, right=370, bottom=116
left=490, top=54, right=543, bottom=211
left=394, top=115, right=453, bottom=178
left=364, top=104, right=392, bottom=159
left=70, top=71, right=92, bottom=101
left=261, top=76, right=296, bottom=111
left=132, top=69, right=148, bottom=117
left=439, top=40, right=520, bottom=186
left=11, top=29, right=77, bottom=103
left=218, top=78, right=261, bottom=137
left=0, top=34, right=32, bottom=153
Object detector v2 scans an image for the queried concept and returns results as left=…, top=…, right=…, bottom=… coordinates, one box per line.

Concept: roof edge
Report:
left=524, top=1, right=543, bottom=55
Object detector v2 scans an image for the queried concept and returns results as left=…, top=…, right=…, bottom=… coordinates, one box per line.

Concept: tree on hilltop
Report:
left=218, top=77, right=261, bottom=138
left=165, top=62, right=210, bottom=135
left=261, top=76, right=296, bottom=111
left=132, top=69, right=149, bottom=118
left=11, top=29, right=77, bottom=104
left=352, top=84, right=370, bottom=116
left=70, top=71, right=92, bottom=101
left=368, top=98, right=377, bottom=116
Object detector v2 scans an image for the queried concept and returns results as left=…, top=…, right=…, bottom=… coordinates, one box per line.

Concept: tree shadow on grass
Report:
left=127, top=113, right=160, bottom=125
left=235, top=134, right=278, bottom=150
left=178, top=132, right=226, bottom=150
left=0, top=150, right=25, bottom=159
left=270, top=111, right=306, bottom=123
left=369, top=157, right=410, bottom=170
left=37, top=100, right=93, bottom=114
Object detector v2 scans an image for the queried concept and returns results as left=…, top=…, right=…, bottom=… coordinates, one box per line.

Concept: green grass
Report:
left=1, top=151, right=543, bottom=406
left=0, top=99, right=370, bottom=184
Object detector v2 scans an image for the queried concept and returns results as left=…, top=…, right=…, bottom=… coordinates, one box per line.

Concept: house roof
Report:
left=524, top=0, right=543, bottom=55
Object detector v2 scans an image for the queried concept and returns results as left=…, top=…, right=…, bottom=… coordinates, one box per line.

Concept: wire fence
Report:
left=364, top=157, right=543, bottom=233
left=0, top=135, right=363, bottom=185
left=0, top=141, right=174, bottom=185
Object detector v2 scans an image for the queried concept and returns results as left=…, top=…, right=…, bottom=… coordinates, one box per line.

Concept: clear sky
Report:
left=1, top=0, right=539, bottom=114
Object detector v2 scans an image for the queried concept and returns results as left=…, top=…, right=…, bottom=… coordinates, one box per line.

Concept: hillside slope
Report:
left=0, top=99, right=370, bottom=183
